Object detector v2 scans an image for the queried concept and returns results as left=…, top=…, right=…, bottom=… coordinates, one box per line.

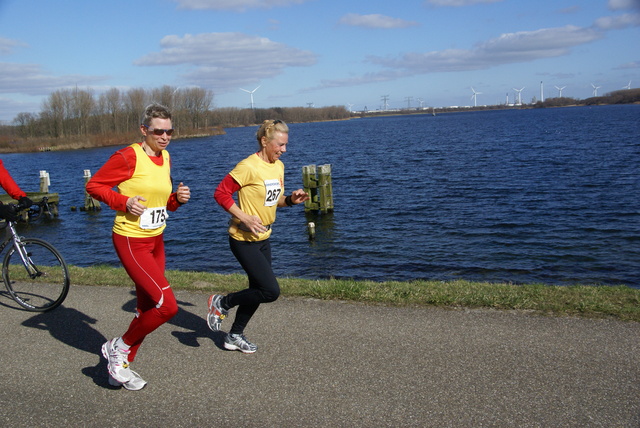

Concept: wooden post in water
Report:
left=317, top=164, right=333, bottom=213
left=307, top=221, right=316, bottom=240
left=302, top=164, right=318, bottom=211
left=302, top=164, right=333, bottom=213
left=39, top=170, right=49, bottom=193
left=83, top=169, right=101, bottom=211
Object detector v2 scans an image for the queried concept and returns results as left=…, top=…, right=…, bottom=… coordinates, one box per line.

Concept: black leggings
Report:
left=224, top=237, right=280, bottom=334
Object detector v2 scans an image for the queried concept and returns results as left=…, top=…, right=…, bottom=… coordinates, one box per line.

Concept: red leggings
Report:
left=112, top=233, right=178, bottom=361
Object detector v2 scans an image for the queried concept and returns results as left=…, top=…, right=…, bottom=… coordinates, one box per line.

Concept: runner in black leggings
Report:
left=225, top=238, right=279, bottom=334
left=207, top=119, right=308, bottom=353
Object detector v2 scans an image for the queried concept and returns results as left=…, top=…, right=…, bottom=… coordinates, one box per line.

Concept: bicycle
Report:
left=25, top=195, right=57, bottom=221
left=0, top=198, right=70, bottom=311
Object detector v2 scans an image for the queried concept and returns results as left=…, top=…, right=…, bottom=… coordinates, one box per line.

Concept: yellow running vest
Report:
left=228, top=154, right=285, bottom=242
left=113, top=143, right=172, bottom=238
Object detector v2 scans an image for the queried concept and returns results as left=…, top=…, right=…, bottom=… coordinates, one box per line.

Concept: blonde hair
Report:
left=257, top=119, right=288, bottom=148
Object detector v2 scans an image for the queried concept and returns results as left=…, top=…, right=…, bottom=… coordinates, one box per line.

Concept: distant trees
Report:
left=2, top=85, right=351, bottom=151
left=535, top=97, right=580, bottom=108
left=7, top=84, right=640, bottom=145
left=209, top=105, right=351, bottom=128
left=13, top=85, right=214, bottom=140
left=535, top=88, right=640, bottom=108
left=583, top=88, right=640, bottom=106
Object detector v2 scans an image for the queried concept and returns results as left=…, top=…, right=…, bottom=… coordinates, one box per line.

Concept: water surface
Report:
left=5, top=105, right=639, bottom=287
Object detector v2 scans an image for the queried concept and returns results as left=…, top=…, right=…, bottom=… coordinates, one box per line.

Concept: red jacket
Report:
left=0, top=160, right=27, bottom=201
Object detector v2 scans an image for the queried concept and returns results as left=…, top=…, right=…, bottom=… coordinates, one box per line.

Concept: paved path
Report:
left=0, top=284, right=638, bottom=427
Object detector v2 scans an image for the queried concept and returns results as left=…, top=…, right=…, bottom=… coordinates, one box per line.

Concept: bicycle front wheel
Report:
left=3, top=238, right=70, bottom=311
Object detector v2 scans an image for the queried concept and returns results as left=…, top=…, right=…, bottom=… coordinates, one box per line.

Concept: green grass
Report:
left=68, top=265, right=640, bottom=322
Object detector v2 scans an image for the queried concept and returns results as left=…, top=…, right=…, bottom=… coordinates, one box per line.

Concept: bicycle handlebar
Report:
left=0, top=197, right=49, bottom=221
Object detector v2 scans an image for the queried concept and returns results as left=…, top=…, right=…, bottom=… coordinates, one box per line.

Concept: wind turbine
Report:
left=347, top=103, right=354, bottom=112
left=554, top=85, right=566, bottom=97
left=240, top=85, right=261, bottom=110
left=623, top=81, right=631, bottom=90
left=470, top=87, right=482, bottom=107
left=513, top=87, right=524, bottom=105
left=591, top=83, right=601, bottom=97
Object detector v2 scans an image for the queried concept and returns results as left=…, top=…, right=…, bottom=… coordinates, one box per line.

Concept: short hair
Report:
left=256, top=119, right=288, bottom=147
left=141, top=103, right=172, bottom=127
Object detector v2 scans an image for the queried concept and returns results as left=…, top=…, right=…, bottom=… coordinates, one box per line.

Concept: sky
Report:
left=0, top=0, right=639, bottom=122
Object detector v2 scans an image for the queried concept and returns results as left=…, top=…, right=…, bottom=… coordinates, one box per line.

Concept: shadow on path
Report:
left=20, top=304, right=116, bottom=388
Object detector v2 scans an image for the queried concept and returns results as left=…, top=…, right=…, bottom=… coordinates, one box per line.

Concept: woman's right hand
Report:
left=126, top=195, right=147, bottom=216
left=242, top=214, right=268, bottom=234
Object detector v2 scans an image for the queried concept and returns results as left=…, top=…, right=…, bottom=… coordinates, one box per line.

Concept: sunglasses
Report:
left=143, top=124, right=174, bottom=136
left=265, top=119, right=283, bottom=131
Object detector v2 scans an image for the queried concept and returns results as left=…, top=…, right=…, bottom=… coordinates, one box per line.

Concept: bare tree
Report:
left=124, top=88, right=148, bottom=131
left=73, top=88, right=95, bottom=136
left=182, top=87, right=213, bottom=130
left=13, top=112, right=38, bottom=138
left=41, top=90, right=66, bottom=137
left=99, top=88, right=123, bottom=134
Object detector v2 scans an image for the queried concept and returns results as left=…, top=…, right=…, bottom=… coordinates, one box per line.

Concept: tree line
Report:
left=0, top=85, right=350, bottom=152
left=531, top=88, right=640, bottom=108
left=11, top=86, right=215, bottom=139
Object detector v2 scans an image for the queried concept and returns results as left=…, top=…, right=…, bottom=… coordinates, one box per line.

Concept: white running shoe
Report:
left=101, top=338, right=133, bottom=383
left=108, top=371, right=147, bottom=391
left=224, top=333, right=258, bottom=354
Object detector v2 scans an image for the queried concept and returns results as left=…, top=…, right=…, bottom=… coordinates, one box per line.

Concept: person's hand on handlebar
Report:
left=18, top=196, right=33, bottom=210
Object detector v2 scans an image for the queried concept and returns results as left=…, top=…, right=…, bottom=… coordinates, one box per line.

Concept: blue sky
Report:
left=0, top=0, right=638, bottom=122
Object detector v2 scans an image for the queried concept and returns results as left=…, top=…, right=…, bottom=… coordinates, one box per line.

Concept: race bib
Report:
left=139, top=207, right=168, bottom=229
left=264, top=179, right=282, bottom=207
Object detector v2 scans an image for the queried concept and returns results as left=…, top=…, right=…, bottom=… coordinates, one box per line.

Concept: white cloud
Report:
left=425, top=0, right=503, bottom=6
left=0, top=96, right=38, bottom=123
left=371, top=25, right=602, bottom=73
left=594, top=12, right=640, bottom=29
left=172, top=0, right=309, bottom=12
left=615, top=60, right=640, bottom=69
left=338, top=13, right=419, bottom=29
left=0, top=38, right=27, bottom=55
left=608, top=0, right=640, bottom=11
left=309, top=25, right=603, bottom=91
left=134, top=33, right=316, bottom=92
left=0, top=62, right=105, bottom=95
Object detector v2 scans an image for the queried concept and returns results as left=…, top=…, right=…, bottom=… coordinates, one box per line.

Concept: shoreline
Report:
left=3, top=103, right=639, bottom=154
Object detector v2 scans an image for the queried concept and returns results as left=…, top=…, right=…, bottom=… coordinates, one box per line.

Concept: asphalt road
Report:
left=0, top=284, right=638, bottom=427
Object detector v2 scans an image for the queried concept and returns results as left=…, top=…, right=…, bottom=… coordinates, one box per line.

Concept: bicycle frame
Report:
left=1, top=198, right=70, bottom=312
left=0, top=221, right=40, bottom=279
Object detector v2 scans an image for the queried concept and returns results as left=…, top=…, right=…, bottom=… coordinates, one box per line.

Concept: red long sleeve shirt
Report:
left=85, top=143, right=181, bottom=212
left=0, top=159, right=27, bottom=201
left=213, top=173, right=241, bottom=211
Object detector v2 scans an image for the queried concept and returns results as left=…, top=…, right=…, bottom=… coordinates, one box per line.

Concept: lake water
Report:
left=4, top=105, right=639, bottom=287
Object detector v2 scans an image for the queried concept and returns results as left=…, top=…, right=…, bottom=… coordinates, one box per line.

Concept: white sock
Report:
left=115, top=337, right=130, bottom=351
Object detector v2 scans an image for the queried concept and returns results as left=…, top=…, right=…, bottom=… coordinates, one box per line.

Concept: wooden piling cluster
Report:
left=0, top=168, right=101, bottom=221
left=82, top=169, right=101, bottom=211
left=302, top=164, right=333, bottom=213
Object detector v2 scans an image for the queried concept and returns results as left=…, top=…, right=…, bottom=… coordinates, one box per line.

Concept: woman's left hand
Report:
left=290, top=189, right=310, bottom=204
left=177, top=182, right=191, bottom=204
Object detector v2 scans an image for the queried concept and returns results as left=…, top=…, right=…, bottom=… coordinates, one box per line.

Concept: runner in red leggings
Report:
left=86, top=104, right=190, bottom=390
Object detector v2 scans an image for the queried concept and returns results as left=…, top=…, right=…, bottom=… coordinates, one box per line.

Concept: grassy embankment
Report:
left=68, top=265, right=640, bottom=322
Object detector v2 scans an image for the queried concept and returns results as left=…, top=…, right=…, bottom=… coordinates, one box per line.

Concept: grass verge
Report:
left=68, top=265, right=640, bottom=322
